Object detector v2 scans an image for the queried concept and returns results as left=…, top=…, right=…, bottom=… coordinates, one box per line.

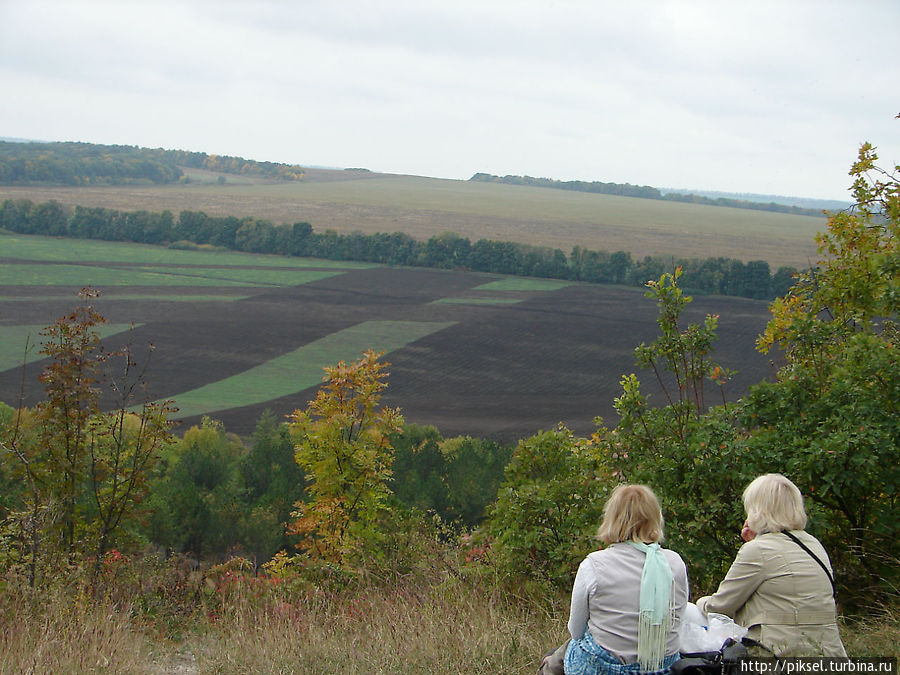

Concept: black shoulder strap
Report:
left=782, top=531, right=835, bottom=597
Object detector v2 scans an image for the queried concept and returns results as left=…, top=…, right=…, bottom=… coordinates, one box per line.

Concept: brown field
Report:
left=0, top=262, right=776, bottom=441
left=0, top=167, right=826, bottom=268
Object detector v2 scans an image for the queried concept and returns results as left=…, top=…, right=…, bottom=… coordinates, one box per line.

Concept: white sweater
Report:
left=567, top=543, right=689, bottom=663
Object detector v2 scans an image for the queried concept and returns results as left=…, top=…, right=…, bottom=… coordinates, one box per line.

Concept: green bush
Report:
left=484, top=426, right=610, bottom=588
left=600, top=270, right=759, bottom=593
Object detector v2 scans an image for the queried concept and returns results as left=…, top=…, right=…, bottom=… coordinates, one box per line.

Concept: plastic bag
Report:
left=707, top=612, right=748, bottom=645
left=679, top=603, right=748, bottom=653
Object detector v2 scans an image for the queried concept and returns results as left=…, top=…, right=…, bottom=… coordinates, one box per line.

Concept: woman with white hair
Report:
left=696, top=473, right=846, bottom=656
left=540, top=484, right=689, bottom=675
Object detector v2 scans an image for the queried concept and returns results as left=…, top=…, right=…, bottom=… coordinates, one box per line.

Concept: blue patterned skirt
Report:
left=564, top=630, right=679, bottom=675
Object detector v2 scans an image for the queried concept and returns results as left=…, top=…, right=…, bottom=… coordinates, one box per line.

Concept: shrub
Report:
left=484, top=425, right=611, bottom=588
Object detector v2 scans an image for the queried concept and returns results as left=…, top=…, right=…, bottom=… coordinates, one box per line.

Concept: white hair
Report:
left=743, top=473, right=808, bottom=534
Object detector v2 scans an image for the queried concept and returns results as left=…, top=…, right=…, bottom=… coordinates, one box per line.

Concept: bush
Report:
left=484, top=426, right=611, bottom=588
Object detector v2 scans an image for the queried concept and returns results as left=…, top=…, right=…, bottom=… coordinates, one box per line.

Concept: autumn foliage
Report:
left=287, top=350, right=402, bottom=563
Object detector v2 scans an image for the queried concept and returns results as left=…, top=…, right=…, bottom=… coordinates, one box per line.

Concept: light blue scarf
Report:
left=627, top=542, right=674, bottom=671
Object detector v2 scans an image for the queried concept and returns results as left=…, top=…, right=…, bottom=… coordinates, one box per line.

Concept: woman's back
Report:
left=570, top=543, right=688, bottom=663
left=698, top=530, right=844, bottom=656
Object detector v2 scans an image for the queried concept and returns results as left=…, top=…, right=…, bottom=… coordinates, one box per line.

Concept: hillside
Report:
left=0, top=140, right=832, bottom=269
left=660, top=187, right=851, bottom=212
left=0, top=169, right=825, bottom=269
left=469, top=172, right=830, bottom=216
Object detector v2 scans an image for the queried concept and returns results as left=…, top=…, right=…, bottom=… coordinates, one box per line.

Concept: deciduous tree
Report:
left=0, top=290, right=174, bottom=585
left=603, top=269, right=754, bottom=591
left=746, top=142, right=899, bottom=598
left=287, top=350, right=402, bottom=563
left=37, top=288, right=107, bottom=558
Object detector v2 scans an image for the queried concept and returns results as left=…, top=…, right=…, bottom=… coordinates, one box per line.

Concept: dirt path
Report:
left=152, top=647, right=197, bottom=674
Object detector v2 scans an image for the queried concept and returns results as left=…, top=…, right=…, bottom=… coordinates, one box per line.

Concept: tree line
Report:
left=470, top=172, right=828, bottom=217
left=0, top=198, right=799, bottom=300
left=0, top=141, right=304, bottom=186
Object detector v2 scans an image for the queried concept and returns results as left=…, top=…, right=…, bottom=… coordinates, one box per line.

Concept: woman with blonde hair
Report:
left=696, top=473, right=846, bottom=656
left=540, top=484, right=688, bottom=675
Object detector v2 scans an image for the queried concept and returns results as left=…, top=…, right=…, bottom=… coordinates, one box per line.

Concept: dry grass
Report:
left=0, top=574, right=896, bottom=674
left=190, top=586, right=900, bottom=673
left=0, top=585, right=155, bottom=674
left=0, top=171, right=825, bottom=268
left=191, top=575, right=566, bottom=675
left=840, top=603, right=900, bottom=657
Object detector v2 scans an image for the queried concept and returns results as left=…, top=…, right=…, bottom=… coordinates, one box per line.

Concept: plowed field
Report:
left=0, top=236, right=776, bottom=441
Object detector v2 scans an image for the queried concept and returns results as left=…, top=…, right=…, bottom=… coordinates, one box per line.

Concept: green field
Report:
left=0, top=323, right=140, bottom=371
left=0, top=233, right=376, bottom=268
left=433, top=297, right=524, bottom=305
left=165, top=320, right=455, bottom=419
left=475, top=278, right=574, bottom=292
left=0, top=230, right=777, bottom=441
left=0, top=170, right=826, bottom=268
left=1, top=263, right=343, bottom=287
left=430, top=278, right=572, bottom=303
left=0, top=236, right=357, bottom=287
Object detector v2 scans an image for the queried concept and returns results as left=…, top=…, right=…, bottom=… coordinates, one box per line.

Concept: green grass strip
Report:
left=432, top=297, right=524, bottom=305
left=0, top=324, right=142, bottom=373
left=166, top=320, right=455, bottom=420
left=0, top=263, right=341, bottom=287
left=475, top=278, right=574, bottom=292
left=0, top=234, right=378, bottom=269
left=1, top=263, right=261, bottom=287
left=0, top=294, right=249, bottom=302
left=134, top=266, right=343, bottom=286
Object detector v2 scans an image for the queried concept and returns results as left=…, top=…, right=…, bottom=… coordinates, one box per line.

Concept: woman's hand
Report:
left=741, top=520, right=757, bottom=542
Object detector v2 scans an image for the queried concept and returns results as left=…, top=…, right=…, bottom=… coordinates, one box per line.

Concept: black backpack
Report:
left=670, top=638, right=752, bottom=675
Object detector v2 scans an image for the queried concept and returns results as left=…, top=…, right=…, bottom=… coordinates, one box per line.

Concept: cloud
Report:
left=1, top=0, right=898, bottom=199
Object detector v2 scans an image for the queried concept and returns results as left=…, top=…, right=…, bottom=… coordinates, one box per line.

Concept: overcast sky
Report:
left=1, top=1, right=897, bottom=201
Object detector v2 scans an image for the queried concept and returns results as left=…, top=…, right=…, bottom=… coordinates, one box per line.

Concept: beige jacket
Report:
left=696, top=530, right=846, bottom=657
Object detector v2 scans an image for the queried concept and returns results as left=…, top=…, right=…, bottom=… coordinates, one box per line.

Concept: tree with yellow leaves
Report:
left=287, top=350, right=402, bottom=563
left=747, top=142, right=899, bottom=600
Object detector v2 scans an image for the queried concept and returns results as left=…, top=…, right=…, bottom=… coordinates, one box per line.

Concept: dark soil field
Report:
left=0, top=259, right=777, bottom=443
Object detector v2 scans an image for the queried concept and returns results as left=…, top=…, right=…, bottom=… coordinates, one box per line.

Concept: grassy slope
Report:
left=0, top=171, right=826, bottom=268
left=1, top=576, right=894, bottom=673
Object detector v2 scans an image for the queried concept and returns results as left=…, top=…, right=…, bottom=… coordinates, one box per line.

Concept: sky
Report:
left=1, top=1, right=898, bottom=201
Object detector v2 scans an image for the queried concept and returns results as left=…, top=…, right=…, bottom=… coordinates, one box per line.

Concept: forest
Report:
left=0, top=143, right=897, bottom=670
left=0, top=197, right=798, bottom=300
left=0, top=140, right=305, bottom=186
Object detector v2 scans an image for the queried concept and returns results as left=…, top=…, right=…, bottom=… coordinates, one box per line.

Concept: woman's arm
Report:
left=567, top=557, right=594, bottom=639
left=696, top=540, right=764, bottom=618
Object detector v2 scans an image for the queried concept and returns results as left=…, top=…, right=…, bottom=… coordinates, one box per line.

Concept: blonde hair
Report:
left=743, top=473, right=807, bottom=534
left=597, top=484, right=665, bottom=545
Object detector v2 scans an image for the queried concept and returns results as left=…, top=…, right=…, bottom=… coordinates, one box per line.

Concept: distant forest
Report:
left=470, top=172, right=828, bottom=217
left=0, top=198, right=801, bottom=300
left=0, top=141, right=305, bottom=185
